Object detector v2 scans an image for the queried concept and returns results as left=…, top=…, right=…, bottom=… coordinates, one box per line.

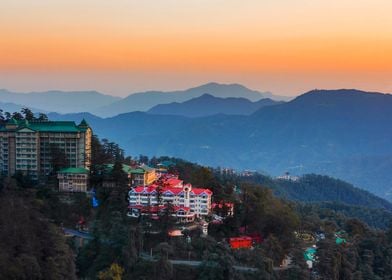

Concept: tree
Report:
left=198, top=243, right=237, bottom=280
left=98, top=263, right=124, bottom=280
left=37, top=113, right=49, bottom=121
left=159, top=201, right=176, bottom=241
left=11, top=111, right=23, bottom=120
left=21, top=107, right=34, bottom=121
left=0, top=178, right=77, bottom=279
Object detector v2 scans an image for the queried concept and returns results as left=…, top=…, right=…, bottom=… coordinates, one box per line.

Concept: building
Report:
left=128, top=175, right=213, bottom=220
left=57, top=167, right=89, bottom=192
left=130, top=164, right=156, bottom=186
left=128, top=204, right=195, bottom=223
left=276, top=172, right=300, bottom=182
left=229, top=237, right=253, bottom=249
left=212, top=202, right=235, bottom=217
left=102, top=163, right=157, bottom=187
left=229, top=234, right=262, bottom=249
left=0, top=118, right=92, bottom=178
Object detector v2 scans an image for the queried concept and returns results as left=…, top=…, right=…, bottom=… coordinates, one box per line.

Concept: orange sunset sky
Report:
left=1, top=0, right=392, bottom=97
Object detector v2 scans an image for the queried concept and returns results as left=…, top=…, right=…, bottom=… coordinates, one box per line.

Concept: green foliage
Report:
left=198, top=243, right=237, bottom=280
left=98, top=263, right=124, bottom=280
left=0, top=178, right=76, bottom=279
left=0, top=107, right=48, bottom=123
left=247, top=174, right=392, bottom=211
left=38, top=188, right=92, bottom=227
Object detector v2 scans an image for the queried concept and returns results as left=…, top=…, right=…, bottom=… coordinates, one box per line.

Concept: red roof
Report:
left=192, top=188, right=213, bottom=195
left=229, top=236, right=252, bottom=242
left=129, top=174, right=212, bottom=196
left=131, top=186, right=157, bottom=194
left=162, top=187, right=183, bottom=195
left=164, top=178, right=183, bottom=188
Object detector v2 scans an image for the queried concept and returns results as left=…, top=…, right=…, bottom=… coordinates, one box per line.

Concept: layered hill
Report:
left=0, top=89, right=120, bottom=114
left=147, top=94, right=283, bottom=117
left=49, top=89, right=392, bottom=199
left=93, top=83, right=286, bottom=117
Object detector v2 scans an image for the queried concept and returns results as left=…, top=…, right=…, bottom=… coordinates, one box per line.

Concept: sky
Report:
left=1, top=0, right=392, bottom=97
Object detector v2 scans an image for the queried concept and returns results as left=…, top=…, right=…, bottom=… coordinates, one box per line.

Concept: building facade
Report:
left=58, top=167, right=89, bottom=192
left=102, top=163, right=157, bottom=188
left=130, top=165, right=156, bottom=187
left=128, top=175, right=213, bottom=219
left=0, top=119, right=92, bottom=178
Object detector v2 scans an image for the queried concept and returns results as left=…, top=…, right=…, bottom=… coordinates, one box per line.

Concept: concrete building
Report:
left=0, top=118, right=92, bottom=178
left=130, top=164, right=156, bottom=186
left=128, top=175, right=213, bottom=220
left=102, top=163, right=157, bottom=187
left=58, top=167, right=89, bottom=192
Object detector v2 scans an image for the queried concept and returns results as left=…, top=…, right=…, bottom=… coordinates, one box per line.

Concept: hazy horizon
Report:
left=1, top=0, right=392, bottom=97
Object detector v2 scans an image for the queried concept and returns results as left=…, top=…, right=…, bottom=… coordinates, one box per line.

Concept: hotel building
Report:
left=128, top=175, right=213, bottom=221
left=0, top=118, right=92, bottom=178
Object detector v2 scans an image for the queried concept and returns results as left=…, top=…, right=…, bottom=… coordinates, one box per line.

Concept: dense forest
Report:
left=2, top=109, right=392, bottom=279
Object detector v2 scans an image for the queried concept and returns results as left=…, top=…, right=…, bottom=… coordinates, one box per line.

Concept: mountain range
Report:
left=0, top=83, right=288, bottom=117
left=48, top=89, right=392, bottom=200
left=92, top=83, right=287, bottom=117
left=147, top=94, right=283, bottom=117
left=0, top=89, right=120, bottom=114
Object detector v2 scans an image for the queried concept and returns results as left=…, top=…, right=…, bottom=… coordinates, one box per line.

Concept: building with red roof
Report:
left=128, top=175, right=213, bottom=220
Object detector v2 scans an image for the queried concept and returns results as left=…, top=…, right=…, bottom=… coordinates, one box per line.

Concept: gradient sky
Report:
left=1, top=0, right=392, bottom=97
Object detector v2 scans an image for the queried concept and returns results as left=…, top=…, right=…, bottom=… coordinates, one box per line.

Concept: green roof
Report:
left=104, top=164, right=154, bottom=174
left=304, top=247, right=316, bottom=261
left=336, top=237, right=347, bottom=245
left=0, top=120, right=90, bottom=133
left=159, top=160, right=176, bottom=167
left=129, top=168, right=145, bottom=174
left=29, top=121, right=83, bottom=132
left=139, top=165, right=155, bottom=172
left=58, top=167, right=89, bottom=174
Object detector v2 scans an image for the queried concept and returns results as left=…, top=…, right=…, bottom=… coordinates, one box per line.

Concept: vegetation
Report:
left=0, top=178, right=76, bottom=279
left=0, top=107, right=48, bottom=123
left=2, top=112, right=392, bottom=279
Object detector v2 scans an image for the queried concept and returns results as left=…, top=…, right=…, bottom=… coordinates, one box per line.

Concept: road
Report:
left=170, top=260, right=258, bottom=272
left=63, top=228, right=93, bottom=240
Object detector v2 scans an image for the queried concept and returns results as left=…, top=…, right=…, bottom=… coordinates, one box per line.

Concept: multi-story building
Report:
left=102, top=163, right=156, bottom=187
left=128, top=175, right=213, bottom=220
left=130, top=164, right=156, bottom=186
left=57, top=167, right=89, bottom=192
left=0, top=118, right=92, bottom=178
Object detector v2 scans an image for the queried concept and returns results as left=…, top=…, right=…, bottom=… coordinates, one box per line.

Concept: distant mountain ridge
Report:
left=0, top=101, right=46, bottom=114
left=49, top=88, right=392, bottom=200
left=147, top=94, right=284, bottom=117
left=0, top=89, right=120, bottom=114
left=93, top=83, right=288, bottom=117
left=0, top=83, right=288, bottom=117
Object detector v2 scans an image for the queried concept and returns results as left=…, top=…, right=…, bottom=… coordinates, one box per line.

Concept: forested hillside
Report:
left=49, top=89, right=392, bottom=200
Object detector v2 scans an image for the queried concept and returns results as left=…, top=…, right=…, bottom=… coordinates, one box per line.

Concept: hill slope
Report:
left=147, top=94, right=283, bottom=117
left=53, top=89, right=392, bottom=199
left=261, top=174, right=392, bottom=210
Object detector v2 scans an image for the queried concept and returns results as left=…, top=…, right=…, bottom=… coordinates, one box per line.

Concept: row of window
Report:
left=16, top=165, right=37, bottom=169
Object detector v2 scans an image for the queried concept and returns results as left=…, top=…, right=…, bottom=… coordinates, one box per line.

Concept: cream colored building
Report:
left=0, top=118, right=91, bottom=178
left=57, top=167, right=89, bottom=192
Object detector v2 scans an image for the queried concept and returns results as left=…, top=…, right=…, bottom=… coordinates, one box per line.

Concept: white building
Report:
left=128, top=176, right=213, bottom=220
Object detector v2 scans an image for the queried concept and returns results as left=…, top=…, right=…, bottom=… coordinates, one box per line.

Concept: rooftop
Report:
left=0, top=119, right=90, bottom=133
left=58, top=167, right=89, bottom=174
left=104, top=163, right=155, bottom=174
